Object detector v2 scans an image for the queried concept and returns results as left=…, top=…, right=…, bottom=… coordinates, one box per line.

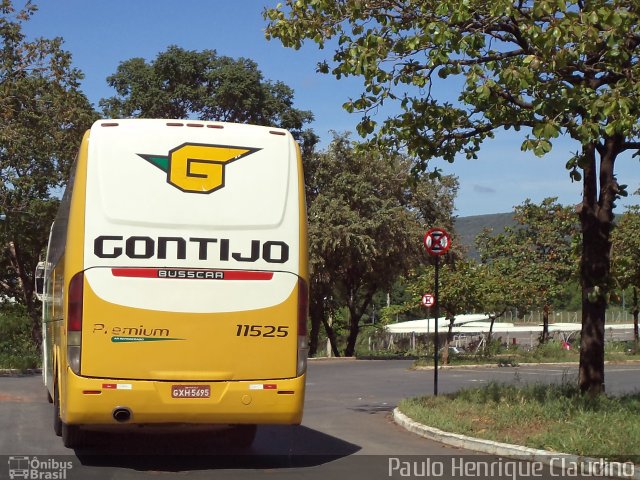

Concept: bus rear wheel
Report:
left=61, top=423, right=84, bottom=449
left=53, top=381, right=62, bottom=437
left=53, top=377, right=84, bottom=448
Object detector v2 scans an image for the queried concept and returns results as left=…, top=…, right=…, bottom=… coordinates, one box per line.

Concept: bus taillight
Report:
left=67, top=272, right=83, bottom=375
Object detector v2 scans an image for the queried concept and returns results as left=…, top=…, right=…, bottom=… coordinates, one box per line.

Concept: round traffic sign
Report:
left=423, top=228, right=451, bottom=256
left=421, top=293, right=435, bottom=308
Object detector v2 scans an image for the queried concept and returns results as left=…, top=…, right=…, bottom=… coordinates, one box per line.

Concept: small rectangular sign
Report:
left=249, top=383, right=278, bottom=390
left=102, top=383, right=132, bottom=390
left=171, top=385, right=211, bottom=398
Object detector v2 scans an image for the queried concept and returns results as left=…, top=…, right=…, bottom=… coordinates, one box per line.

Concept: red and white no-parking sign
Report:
left=421, top=293, right=435, bottom=308
left=423, top=228, right=451, bottom=256
left=421, top=227, right=451, bottom=397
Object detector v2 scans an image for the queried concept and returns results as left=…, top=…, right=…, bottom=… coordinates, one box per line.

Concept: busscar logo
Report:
left=138, top=143, right=261, bottom=194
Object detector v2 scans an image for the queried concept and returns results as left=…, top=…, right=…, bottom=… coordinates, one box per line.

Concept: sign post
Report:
left=423, top=228, right=451, bottom=396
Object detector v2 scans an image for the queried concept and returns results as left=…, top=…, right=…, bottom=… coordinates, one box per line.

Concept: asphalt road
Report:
left=1, top=361, right=639, bottom=479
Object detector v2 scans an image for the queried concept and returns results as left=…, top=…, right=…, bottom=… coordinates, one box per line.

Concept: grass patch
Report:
left=399, top=382, right=640, bottom=463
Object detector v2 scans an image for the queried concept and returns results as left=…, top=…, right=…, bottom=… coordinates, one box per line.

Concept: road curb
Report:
left=414, top=359, right=640, bottom=370
left=393, top=408, right=639, bottom=479
left=0, top=368, right=41, bottom=376
left=308, top=356, right=358, bottom=362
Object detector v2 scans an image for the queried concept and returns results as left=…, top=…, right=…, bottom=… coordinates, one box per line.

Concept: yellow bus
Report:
left=39, top=119, right=309, bottom=448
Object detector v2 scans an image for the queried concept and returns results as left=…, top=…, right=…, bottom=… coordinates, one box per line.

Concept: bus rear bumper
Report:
left=62, top=370, right=306, bottom=426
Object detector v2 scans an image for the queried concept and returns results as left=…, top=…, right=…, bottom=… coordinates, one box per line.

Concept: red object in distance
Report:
left=423, top=228, right=451, bottom=256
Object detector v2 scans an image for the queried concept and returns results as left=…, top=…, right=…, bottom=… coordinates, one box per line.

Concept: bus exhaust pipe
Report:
left=112, top=407, right=132, bottom=423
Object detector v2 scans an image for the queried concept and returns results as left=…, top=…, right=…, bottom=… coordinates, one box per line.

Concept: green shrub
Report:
left=479, top=337, right=504, bottom=358
left=526, top=340, right=578, bottom=362
left=497, top=357, right=519, bottom=367
left=0, top=307, right=40, bottom=370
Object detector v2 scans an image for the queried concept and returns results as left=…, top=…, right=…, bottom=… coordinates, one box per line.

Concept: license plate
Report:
left=171, top=385, right=211, bottom=398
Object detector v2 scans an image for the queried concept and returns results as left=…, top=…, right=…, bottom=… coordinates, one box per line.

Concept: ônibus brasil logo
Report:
left=138, top=143, right=261, bottom=194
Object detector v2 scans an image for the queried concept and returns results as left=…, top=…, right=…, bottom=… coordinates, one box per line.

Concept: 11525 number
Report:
left=236, top=324, right=289, bottom=337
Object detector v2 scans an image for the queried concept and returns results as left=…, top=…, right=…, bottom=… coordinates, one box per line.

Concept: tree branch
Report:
left=622, top=142, right=640, bottom=152
left=446, top=49, right=525, bottom=68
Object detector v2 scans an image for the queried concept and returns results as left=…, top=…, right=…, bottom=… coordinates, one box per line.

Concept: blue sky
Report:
left=21, top=0, right=640, bottom=218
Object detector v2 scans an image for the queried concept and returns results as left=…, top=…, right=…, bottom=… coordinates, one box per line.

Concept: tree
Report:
left=306, top=133, right=456, bottom=356
left=265, top=1, right=640, bottom=394
left=406, top=257, right=482, bottom=364
left=477, top=198, right=579, bottom=343
left=0, top=1, right=97, bottom=344
left=473, top=257, right=532, bottom=343
left=100, top=45, right=317, bottom=150
left=611, top=206, right=640, bottom=350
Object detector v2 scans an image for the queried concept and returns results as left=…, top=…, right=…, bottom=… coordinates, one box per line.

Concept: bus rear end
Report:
left=59, top=119, right=308, bottom=446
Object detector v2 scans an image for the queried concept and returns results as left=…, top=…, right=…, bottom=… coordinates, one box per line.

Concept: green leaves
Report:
left=476, top=198, right=580, bottom=314
left=521, top=137, right=553, bottom=157
left=305, top=133, right=458, bottom=354
left=265, top=0, right=640, bottom=173
left=611, top=206, right=640, bottom=293
left=407, top=258, right=483, bottom=320
left=100, top=46, right=314, bottom=143
left=307, top=134, right=423, bottom=282
left=0, top=0, right=97, bottom=317
left=356, top=116, right=376, bottom=136
left=533, top=122, right=561, bottom=140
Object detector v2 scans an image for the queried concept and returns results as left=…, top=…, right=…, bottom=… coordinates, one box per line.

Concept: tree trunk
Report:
left=321, top=315, right=340, bottom=357
left=577, top=139, right=620, bottom=395
left=344, top=288, right=375, bottom=357
left=633, top=287, right=639, bottom=353
left=442, top=318, right=455, bottom=365
left=540, top=303, right=550, bottom=344
left=488, top=315, right=496, bottom=344
left=344, top=311, right=359, bottom=358
left=579, top=292, right=606, bottom=395
left=308, top=287, right=324, bottom=357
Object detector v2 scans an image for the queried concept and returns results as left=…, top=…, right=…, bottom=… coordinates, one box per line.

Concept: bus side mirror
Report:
left=34, top=262, right=45, bottom=301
